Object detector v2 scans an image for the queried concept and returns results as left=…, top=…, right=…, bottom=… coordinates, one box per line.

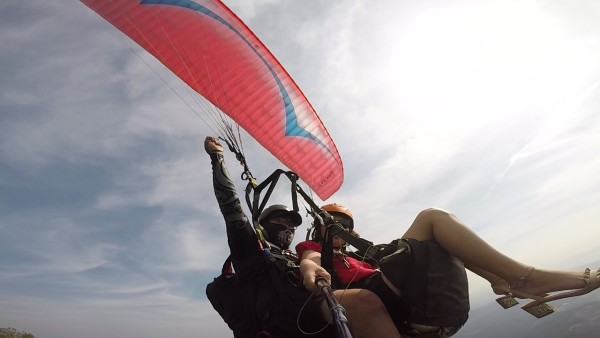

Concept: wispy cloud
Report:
left=1, top=1, right=599, bottom=337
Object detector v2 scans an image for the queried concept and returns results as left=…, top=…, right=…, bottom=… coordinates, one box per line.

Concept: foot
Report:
left=510, top=267, right=592, bottom=298
left=491, top=278, right=511, bottom=296
left=518, top=268, right=600, bottom=318
left=491, top=278, right=520, bottom=309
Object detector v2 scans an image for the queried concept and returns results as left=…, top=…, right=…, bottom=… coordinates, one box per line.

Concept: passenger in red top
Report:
left=298, top=203, right=600, bottom=337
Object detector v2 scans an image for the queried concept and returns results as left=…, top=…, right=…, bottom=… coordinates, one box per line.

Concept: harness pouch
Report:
left=206, top=257, right=261, bottom=338
left=380, top=239, right=470, bottom=333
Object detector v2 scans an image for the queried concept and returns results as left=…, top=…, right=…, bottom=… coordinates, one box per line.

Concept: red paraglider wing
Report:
left=81, top=0, right=343, bottom=199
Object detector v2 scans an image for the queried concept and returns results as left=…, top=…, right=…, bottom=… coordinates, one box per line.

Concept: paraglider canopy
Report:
left=81, top=0, right=344, bottom=199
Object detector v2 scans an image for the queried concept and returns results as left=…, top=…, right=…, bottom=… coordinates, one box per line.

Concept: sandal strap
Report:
left=513, top=267, right=535, bottom=289
left=583, top=268, right=599, bottom=287
left=583, top=268, right=591, bottom=285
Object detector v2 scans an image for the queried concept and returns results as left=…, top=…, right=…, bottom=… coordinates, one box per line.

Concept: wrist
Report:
left=209, top=151, right=224, bottom=161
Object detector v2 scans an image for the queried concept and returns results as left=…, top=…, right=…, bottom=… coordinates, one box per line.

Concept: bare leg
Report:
left=466, top=263, right=513, bottom=295
left=402, top=208, right=587, bottom=295
left=319, top=289, right=403, bottom=338
left=465, top=264, right=498, bottom=283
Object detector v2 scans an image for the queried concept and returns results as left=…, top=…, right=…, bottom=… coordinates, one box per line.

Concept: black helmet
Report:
left=257, top=204, right=302, bottom=250
left=258, top=204, right=302, bottom=226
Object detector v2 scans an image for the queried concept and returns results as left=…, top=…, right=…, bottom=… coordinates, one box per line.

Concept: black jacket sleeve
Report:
left=209, top=151, right=260, bottom=271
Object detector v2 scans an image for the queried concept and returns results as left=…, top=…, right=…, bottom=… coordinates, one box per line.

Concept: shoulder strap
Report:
left=321, top=228, right=342, bottom=288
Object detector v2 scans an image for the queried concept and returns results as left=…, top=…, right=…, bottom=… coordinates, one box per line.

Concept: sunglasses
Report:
left=325, top=216, right=353, bottom=230
left=266, top=217, right=298, bottom=230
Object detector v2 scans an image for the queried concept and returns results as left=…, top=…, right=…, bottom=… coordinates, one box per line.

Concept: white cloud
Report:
left=1, top=1, right=600, bottom=337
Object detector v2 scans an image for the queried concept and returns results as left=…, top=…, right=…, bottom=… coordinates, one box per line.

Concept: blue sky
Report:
left=1, top=1, right=600, bottom=337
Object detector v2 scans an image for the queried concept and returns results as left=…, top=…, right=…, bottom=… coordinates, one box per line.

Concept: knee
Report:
left=347, top=290, right=388, bottom=316
left=417, top=207, right=453, bottom=222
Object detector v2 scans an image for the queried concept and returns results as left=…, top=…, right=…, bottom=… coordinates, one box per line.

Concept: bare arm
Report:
left=299, top=249, right=332, bottom=293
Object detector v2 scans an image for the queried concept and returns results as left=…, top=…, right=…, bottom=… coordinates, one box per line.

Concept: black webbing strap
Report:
left=320, top=221, right=386, bottom=262
left=321, top=227, right=342, bottom=288
left=244, top=169, right=303, bottom=223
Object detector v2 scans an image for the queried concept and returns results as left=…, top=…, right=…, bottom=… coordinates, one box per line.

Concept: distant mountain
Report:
left=455, top=292, right=600, bottom=337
